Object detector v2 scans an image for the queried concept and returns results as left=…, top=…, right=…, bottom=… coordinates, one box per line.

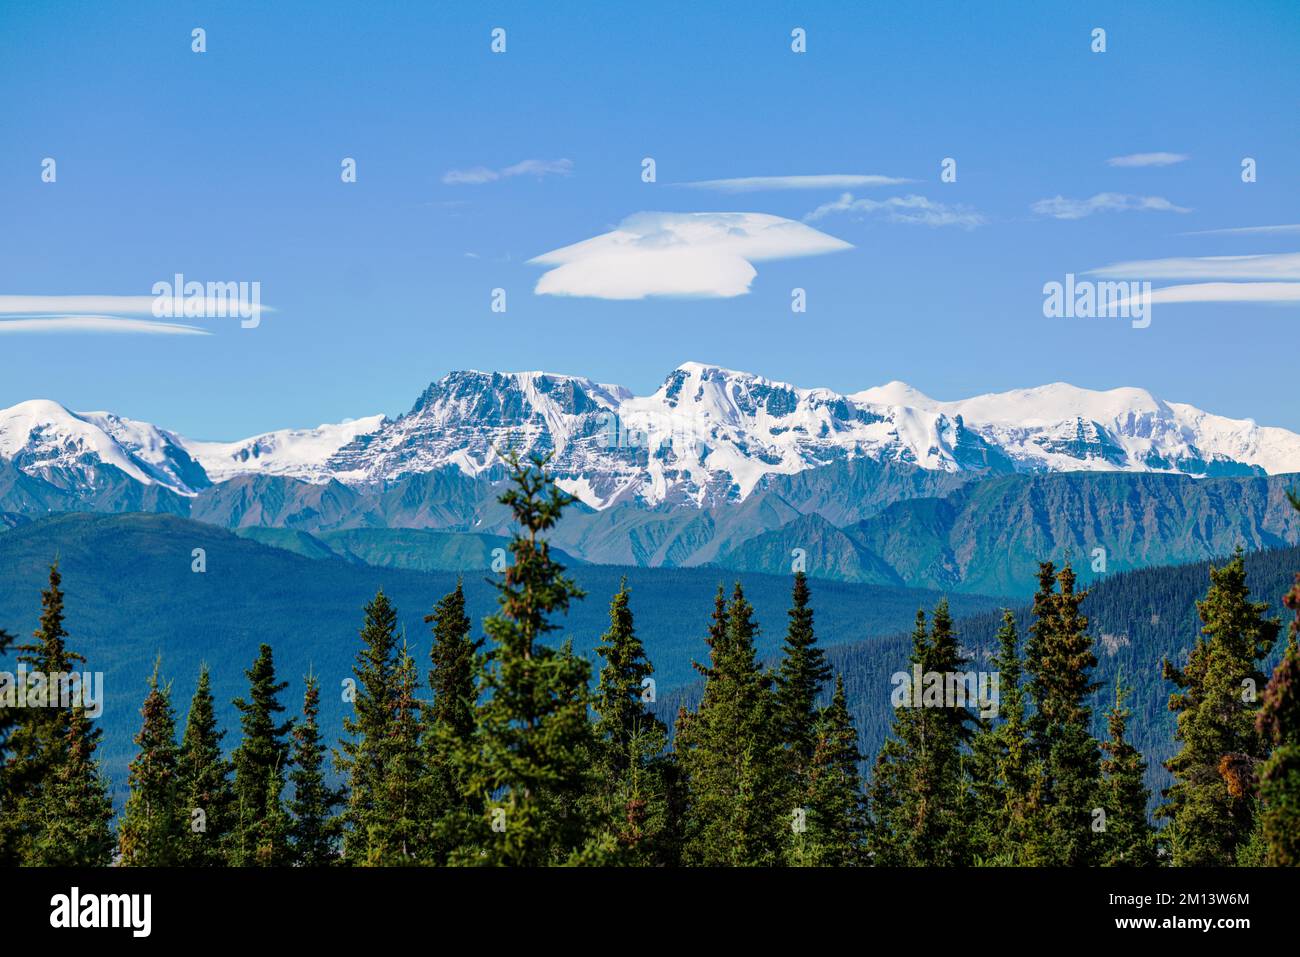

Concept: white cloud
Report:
left=529, top=211, right=851, bottom=300
left=676, top=174, right=910, bottom=192
left=1089, top=252, right=1300, bottom=281
left=805, top=193, right=985, bottom=229
left=1181, top=224, right=1300, bottom=237
left=1106, top=152, right=1189, bottom=168
left=443, top=158, right=573, bottom=185
left=0, top=315, right=210, bottom=335
left=1031, top=193, right=1190, bottom=219
left=0, top=295, right=160, bottom=314
left=0, top=294, right=275, bottom=316
left=1111, top=283, right=1300, bottom=309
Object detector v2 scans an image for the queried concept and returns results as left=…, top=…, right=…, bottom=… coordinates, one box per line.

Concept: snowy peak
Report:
left=183, top=415, right=388, bottom=484
left=894, top=381, right=1285, bottom=476
left=324, top=370, right=631, bottom=490
left=0, top=399, right=208, bottom=495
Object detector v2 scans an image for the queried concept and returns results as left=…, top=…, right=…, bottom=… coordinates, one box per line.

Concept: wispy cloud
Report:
left=529, top=211, right=851, bottom=300
left=1180, top=224, right=1300, bottom=237
left=0, top=295, right=160, bottom=314
left=1117, top=283, right=1300, bottom=307
left=443, top=158, right=573, bottom=185
left=805, top=193, right=985, bottom=229
left=1091, top=251, right=1300, bottom=307
left=1031, top=193, right=1191, bottom=220
left=675, top=174, right=910, bottom=192
left=1089, top=252, right=1300, bottom=281
left=0, top=315, right=210, bottom=335
left=1106, top=152, right=1188, bottom=168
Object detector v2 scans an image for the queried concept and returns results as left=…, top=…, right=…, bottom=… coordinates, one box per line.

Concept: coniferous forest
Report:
left=2, top=451, right=1298, bottom=869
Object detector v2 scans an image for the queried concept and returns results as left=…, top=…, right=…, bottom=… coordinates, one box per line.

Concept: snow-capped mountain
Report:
left=183, top=415, right=388, bottom=483
left=3, top=364, right=1300, bottom=510
left=0, top=399, right=209, bottom=495
left=299, top=362, right=1299, bottom=508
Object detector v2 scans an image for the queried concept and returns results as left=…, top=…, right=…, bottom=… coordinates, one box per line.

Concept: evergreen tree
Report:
left=795, top=675, right=867, bottom=866
left=289, top=673, right=342, bottom=867
left=775, top=572, right=833, bottom=787
left=422, top=581, right=480, bottom=863
left=1, top=564, right=113, bottom=865
left=254, top=762, right=292, bottom=867
left=230, top=643, right=292, bottom=866
left=446, top=451, right=601, bottom=866
left=677, top=582, right=787, bottom=866
left=176, top=664, right=234, bottom=866
left=968, top=610, right=1038, bottom=863
left=336, top=589, right=399, bottom=865
left=39, top=699, right=115, bottom=866
left=0, top=626, right=17, bottom=865
left=119, top=661, right=184, bottom=865
left=1158, top=550, right=1279, bottom=866
left=1097, top=674, right=1157, bottom=866
left=1024, top=563, right=1103, bottom=866
left=1255, top=566, right=1300, bottom=866
left=869, top=601, right=974, bottom=866
left=590, top=580, right=674, bottom=864
left=375, top=643, right=423, bottom=864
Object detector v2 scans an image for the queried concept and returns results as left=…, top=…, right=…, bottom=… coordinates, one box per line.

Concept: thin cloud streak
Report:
left=1112, top=283, right=1300, bottom=309
left=0, top=315, right=211, bottom=335
left=1181, top=224, right=1300, bottom=237
left=676, top=174, right=911, bottom=192
left=805, top=193, right=985, bottom=229
left=1106, top=152, right=1189, bottom=167
left=1090, top=252, right=1300, bottom=281
left=443, top=158, right=573, bottom=185
left=1031, top=193, right=1191, bottom=219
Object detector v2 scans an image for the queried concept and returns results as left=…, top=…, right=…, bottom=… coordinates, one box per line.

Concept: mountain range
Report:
left=3, top=362, right=1299, bottom=595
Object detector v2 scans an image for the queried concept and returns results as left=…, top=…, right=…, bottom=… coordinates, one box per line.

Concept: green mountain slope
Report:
left=0, top=512, right=1003, bottom=803
left=715, top=471, right=1300, bottom=595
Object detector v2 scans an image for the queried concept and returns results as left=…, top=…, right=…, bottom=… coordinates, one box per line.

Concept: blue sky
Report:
left=1, top=0, right=1298, bottom=438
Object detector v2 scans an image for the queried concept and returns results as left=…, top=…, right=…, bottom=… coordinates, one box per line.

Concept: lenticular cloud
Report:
left=529, top=211, right=852, bottom=300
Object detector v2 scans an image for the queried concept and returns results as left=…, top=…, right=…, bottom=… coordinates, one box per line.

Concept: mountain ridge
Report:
left=4, top=363, right=1298, bottom=513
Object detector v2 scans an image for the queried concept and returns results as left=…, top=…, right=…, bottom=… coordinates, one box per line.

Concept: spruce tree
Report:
left=375, top=643, right=423, bottom=864
left=422, top=580, right=480, bottom=863
left=336, top=589, right=399, bottom=865
left=1158, top=550, right=1279, bottom=865
left=1024, top=563, right=1103, bottom=866
left=677, top=582, right=787, bottom=866
left=119, top=661, right=185, bottom=865
left=254, top=762, right=293, bottom=867
left=289, top=673, right=342, bottom=866
left=176, top=664, right=234, bottom=866
left=1097, top=675, right=1157, bottom=866
left=869, top=601, right=974, bottom=866
left=1255, top=569, right=1300, bottom=866
left=796, top=675, right=867, bottom=866
left=230, top=643, right=292, bottom=866
left=969, top=610, right=1037, bottom=863
left=590, top=580, right=673, bottom=864
left=446, top=450, right=600, bottom=866
left=0, top=627, right=17, bottom=864
left=775, top=572, right=832, bottom=787
left=1, top=564, right=113, bottom=865
left=39, top=699, right=115, bottom=866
